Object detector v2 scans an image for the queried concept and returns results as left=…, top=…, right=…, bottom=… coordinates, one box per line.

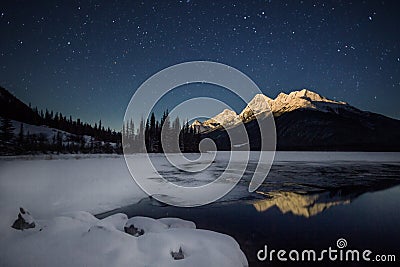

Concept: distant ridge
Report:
left=193, top=89, right=400, bottom=151
left=0, top=86, right=121, bottom=155
left=0, top=86, right=42, bottom=125
left=192, top=89, right=351, bottom=132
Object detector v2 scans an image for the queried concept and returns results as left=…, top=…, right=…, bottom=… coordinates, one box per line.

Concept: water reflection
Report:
left=96, top=157, right=400, bottom=267
left=251, top=181, right=400, bottom=217
left=252, top=191, right=350, bottom=217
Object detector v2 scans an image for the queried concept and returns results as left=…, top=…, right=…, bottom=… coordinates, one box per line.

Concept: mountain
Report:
left=0, top=86, right=121, bottom=154
left=193, top=89, right=350, bottom=129
left=0, top=86, right=41, bottom=125
left=239, top=93, right=273, bottom=122
left=194, top=89, right=400, bottom=151
left=192, top=109, right=242, bottom=133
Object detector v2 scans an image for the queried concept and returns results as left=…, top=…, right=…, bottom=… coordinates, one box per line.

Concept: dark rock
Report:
left=124, top=224, right=144, bottom=237
left=171, top=247, right=184, bottom=260
left=11, top=207, right=35, bottom=231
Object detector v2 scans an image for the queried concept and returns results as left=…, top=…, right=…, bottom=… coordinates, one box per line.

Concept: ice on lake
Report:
left=0, top=152, right=399, bottom=221
left=1, top=152, right=399, bottom=266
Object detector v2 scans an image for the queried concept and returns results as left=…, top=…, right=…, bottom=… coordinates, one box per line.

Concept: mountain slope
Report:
left=269, top=89, right=348, bottom=116
left=0, top=86, right=41, bottom=125
left=193, top=89, right=353, bottom=130
left=239, top=94, right=273, bottom=122
left=274, top=108, right=400, bottom=151
left=0, top=86, right=121, bottom=154
left=200, top=89, right=400, bottom=151
left=191, top=109, right=241, bottom=133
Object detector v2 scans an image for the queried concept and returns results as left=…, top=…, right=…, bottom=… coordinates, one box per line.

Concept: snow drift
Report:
left=0, top=211, right=248, bottom=267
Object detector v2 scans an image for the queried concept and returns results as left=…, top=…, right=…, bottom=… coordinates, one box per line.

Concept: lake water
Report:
left=98, top=152, right=400, bottom=266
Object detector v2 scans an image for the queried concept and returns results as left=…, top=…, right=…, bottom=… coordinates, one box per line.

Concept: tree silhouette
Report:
left=18, top=123, right=24, bottom=144
left=0, top=117, right=14, bottom=143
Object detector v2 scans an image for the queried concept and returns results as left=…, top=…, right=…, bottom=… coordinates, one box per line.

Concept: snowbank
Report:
left=0, top=155, right=248, bottom=267
left=10, top=119, right=92, bottom=145
left=0, top=156, right=147, bottom=234
left=0, top=211, right=248, bottom=267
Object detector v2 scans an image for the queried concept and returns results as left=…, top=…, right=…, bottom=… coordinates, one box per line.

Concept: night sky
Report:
left=1, top=0, right=399, bottom=130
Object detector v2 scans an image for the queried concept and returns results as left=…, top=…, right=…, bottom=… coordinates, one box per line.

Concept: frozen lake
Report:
left=1, top=152, right=399, bottom=218
left=1, top=152, right=399, bottom=266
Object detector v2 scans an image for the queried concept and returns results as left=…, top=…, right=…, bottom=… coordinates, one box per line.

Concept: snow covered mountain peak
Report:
left=203, top=109, right=240, bottom=128
left=190, top=119, right=210, bottom=133
left=284, top=89, right=345, bottom=104
left=246, top=94, right=273, bottom=110
left=192, top=89, right=350, bottom=132
left=239, top=94, right=273, bottom=122
left=190, top=109, right=241, bottom=132
left=191, top=120, right=202, bottom=126
left=272, top=88, right=347, bottom=115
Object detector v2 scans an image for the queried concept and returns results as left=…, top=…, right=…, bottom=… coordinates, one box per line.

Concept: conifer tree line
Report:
left=1, top=108, right=201, bottom=155
left=0, top=104, right=122, bottom=155
left=28, top=107, right=121, bottom=143
left=0, top=86, right=199, bottom=155
left=0, top=116, right=121, bottom=155
left=122, top=111, right=201, bottom=153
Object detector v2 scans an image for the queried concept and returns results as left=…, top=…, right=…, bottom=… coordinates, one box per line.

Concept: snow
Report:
left=272, top=151, right=400, bottom=162
left=19, top=209, right=35, bottom=224
left=244, top=89, right=349, bottom=118
left=126, top=216, right=169, bottom=233
left=239, top=93, right=273, bottom=121
left=202, top=109, right=241, bottom=130
left=193, top=89, right=353, bottom=132
left=7, top=119, right=117, bottom=148
left=10, top=119, right=91, bottom=144
left=1, top=152, right=398, bottom=228
left=191, top=119, right=210, bottom=133
left=271, top=89, right=348, bottom=114
left=0, top=154, right=248, bottom=266
left=1, top=152, right=398, bottom=217
left=1, top=152, right=399, bottom=266
left=158, top=217, right=196, bottom=229
left=125, top=217, right=195, bottom=232
left=0, top=211, right=248, bottom=267
left=0, top=155, right=147, bottom=234
left=0, top=153, right=250, bottom=231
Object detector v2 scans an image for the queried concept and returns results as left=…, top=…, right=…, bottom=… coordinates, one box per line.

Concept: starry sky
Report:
left=1, top=0, right=400, bottom=130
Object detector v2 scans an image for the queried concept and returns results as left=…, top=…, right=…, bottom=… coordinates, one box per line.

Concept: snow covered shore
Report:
left=2, top=152, right=398, bottom=266
left=0, top=155, right=248, bottom=266
left=0, top=156, right=146, bottom=229
left=0, top=211, right=248, bottom=267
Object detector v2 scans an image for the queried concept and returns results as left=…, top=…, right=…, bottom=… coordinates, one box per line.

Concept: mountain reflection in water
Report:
left=252, top=191, right=350, bottom=217
left=97, top=156, right=400, bottom=267
left=251, top=180, right=400, bottom=217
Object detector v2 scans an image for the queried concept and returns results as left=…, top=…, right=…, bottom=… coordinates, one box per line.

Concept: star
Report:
left=0, top=0, right=397, bottom=129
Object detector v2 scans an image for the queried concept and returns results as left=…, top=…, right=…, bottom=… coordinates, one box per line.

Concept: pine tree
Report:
left=18, top=123, right=24, bottom=144
left=122, top=123, right=126, bottom=140
left=129, top=119, right=135, bottom=140
left=56, top=131, right=63, bottom=153
left=138, top=117, right=145, bottom=152
left=0, top=117, right=15, bottom=143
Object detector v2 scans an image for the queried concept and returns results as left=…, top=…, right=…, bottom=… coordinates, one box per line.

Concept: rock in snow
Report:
left=124, top=224, right=145, bottom=237
left=11, top=207, right=35, bottom=231
left=2, top=210, right=248, bottom=267
left=171, top=247, right=185, bottom=260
